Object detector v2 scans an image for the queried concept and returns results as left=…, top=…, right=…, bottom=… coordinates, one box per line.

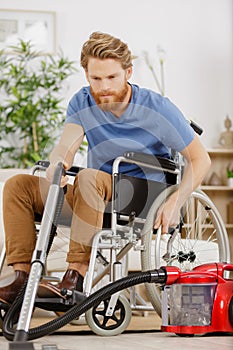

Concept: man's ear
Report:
left=126, top=66, right=133, bottom=80
left=85, top=69, right=89, bottom=82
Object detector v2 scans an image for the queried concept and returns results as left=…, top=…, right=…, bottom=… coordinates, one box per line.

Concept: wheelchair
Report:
left=0, top=147, right=230, bottom=339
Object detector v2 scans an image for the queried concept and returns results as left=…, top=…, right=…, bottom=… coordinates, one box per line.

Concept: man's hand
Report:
left=154, top=135, right=211, bottom=234
left=46, top=162, right=69, bottom=187
left=153, top=191, right=180, bottom=233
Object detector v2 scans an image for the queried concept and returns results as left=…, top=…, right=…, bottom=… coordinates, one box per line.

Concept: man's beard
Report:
left=90, top=83, right=129, bottom=112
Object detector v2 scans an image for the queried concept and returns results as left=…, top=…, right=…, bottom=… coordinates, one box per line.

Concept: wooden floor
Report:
left=30, top=309, right=162, bottom=332
left=1, top=311, right=232, bottom=350
left=0, top=296, right=232, bottom=350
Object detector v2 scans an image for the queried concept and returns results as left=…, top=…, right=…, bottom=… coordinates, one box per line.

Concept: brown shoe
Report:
left=37, top=269, right=84, bottom=299
left=0, top=270, right=29, bottom=304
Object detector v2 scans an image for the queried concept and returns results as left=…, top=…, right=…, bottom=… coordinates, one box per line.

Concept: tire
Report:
left=85, top=294, right=132, bottom=336
left=141, top=186, right=230, bottom=316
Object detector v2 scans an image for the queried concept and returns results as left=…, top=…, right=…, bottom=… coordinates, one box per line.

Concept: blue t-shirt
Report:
left=66, top=84, right=194, bottom=181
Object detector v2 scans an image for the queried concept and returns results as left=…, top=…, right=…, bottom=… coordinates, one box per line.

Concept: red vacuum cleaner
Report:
left=161, top=263, right=233, bottom=335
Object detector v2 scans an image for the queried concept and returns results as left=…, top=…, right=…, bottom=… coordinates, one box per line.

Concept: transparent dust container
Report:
left=162, top=283, right=217, bottom=326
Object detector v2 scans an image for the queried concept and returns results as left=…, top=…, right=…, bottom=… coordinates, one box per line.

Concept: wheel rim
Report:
left=91, top=297, right=126, bottom=331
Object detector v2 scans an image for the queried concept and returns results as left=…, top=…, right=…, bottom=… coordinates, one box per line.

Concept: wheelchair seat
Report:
left=34, top=154, right=178, bottom=228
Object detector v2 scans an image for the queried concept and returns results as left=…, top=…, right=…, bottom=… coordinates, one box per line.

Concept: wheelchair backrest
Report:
left=112, top=172, right=175, bottom=220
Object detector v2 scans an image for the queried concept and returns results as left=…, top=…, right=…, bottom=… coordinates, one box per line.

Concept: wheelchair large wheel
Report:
left=141, top=186, right=230, bottom=316
left=85, top=294, right=131, bottom=336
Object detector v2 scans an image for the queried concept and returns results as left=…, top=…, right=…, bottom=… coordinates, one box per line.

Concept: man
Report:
left=0, top=32, right=211, bottom=304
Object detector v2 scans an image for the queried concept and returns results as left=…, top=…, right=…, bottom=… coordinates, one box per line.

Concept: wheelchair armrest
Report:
left=123, top=152, right=178, bottom=172
left=32, top=160, right=80, bottom=177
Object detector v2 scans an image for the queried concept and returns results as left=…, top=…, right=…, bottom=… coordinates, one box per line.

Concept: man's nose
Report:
left=99, top=79, right=110, bottom=91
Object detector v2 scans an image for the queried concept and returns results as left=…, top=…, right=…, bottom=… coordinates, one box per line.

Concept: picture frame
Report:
left=0, top=9, right=56, bottom=54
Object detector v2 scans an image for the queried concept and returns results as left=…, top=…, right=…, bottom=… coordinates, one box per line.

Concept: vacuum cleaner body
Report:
left=161, top=263, right=233, bottom=335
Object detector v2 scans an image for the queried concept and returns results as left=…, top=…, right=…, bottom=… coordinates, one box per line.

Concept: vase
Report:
left=227, top=177, right=233, bottom=187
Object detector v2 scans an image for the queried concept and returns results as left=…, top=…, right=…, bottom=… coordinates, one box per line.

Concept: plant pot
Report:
left=227, top=177, right=233, bottom=187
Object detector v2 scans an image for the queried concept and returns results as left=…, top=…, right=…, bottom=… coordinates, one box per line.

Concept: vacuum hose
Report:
left=2, top=267, right=178, bottom=341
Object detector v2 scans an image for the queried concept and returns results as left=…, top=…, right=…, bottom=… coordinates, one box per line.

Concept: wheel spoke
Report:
left=102, top=315, right=110, bottom=327
left=111, top=314, right=119, bottom=323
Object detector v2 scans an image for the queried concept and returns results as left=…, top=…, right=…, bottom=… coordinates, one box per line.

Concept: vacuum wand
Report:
left=8, top=163, right=66, bottom=347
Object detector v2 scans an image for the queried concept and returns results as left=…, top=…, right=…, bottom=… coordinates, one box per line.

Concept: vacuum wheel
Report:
left=176, top=333, right=194, bottom=337
left=85, top=294, right=132, bottom=336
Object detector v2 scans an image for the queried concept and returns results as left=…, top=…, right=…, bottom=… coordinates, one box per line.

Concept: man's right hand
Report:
left=45, top=124, right=85, bottom=187
left=46, top=162, right=69, bottom=187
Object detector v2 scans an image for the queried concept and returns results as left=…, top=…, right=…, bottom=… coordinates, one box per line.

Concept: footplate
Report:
left=35, top=290, right=87, bottom=312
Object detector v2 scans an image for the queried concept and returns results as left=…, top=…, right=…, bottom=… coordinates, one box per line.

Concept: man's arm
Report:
left=154, top=134, right=211, bottom=233
left=46, top=123, right=84, bottom=185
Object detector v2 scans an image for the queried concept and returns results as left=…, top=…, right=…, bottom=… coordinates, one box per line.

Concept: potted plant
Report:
left=227, top=163, right=233, bottom=187
left=0, top=40, right=79, bottom=168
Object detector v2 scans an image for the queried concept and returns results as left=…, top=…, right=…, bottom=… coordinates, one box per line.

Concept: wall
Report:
left=0, top=0, right=232, bottom=148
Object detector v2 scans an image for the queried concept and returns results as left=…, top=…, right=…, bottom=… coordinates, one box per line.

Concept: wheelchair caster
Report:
left=85, top=294, right=131, bottom=336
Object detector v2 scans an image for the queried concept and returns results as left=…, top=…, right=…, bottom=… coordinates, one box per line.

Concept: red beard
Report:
left=90, top=83, right=129, bottom=112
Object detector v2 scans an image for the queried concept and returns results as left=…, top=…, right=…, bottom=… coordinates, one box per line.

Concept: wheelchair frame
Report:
left=0, top=149, right=230, bottom=339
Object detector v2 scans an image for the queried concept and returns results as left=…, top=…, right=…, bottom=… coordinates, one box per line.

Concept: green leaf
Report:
left=0, top=39, right=78, bottom=168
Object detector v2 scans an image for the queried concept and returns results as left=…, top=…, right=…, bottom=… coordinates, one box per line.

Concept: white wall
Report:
left=0, top=0, right=232, bottom=148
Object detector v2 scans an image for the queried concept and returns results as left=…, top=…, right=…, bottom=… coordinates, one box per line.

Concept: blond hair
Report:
left=80, top=32, right=133, bottom=70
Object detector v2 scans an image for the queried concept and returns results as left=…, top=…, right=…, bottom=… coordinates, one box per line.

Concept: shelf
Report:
left=201, top=185, right=233, bottom=191
left=183, top=223, right=233, bottom=229
left=225, top=224, right=233, bottom=229
left=204, top=148, right=233, bottom=261
left=206, top=148, right=233, bottom=155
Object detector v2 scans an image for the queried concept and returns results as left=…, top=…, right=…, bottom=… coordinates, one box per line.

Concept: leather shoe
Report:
left=37, top=269, right=84, bottom=298
left=0, top=270, right=29, bottom=304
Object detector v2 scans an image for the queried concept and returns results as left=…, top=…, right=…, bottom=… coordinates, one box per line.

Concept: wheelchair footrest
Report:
left=35, top=290, right=87, bottom=312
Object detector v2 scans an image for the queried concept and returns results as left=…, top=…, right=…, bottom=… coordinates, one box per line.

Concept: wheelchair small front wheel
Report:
left=85, top=294, right=132, bottom=336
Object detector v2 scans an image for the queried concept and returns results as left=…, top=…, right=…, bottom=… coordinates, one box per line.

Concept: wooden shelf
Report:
left=202, top=149, right=233, bottom=261
left=225, top=224, right=233, bottom=229
left=206, top=148, right=233, bottom=154
left=183, top=223, right=233, bottom=229
left=201, top=185, right=233, bottom=191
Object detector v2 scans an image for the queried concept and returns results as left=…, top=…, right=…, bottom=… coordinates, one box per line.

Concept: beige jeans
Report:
left=3, top=168, right=112, bottom=266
